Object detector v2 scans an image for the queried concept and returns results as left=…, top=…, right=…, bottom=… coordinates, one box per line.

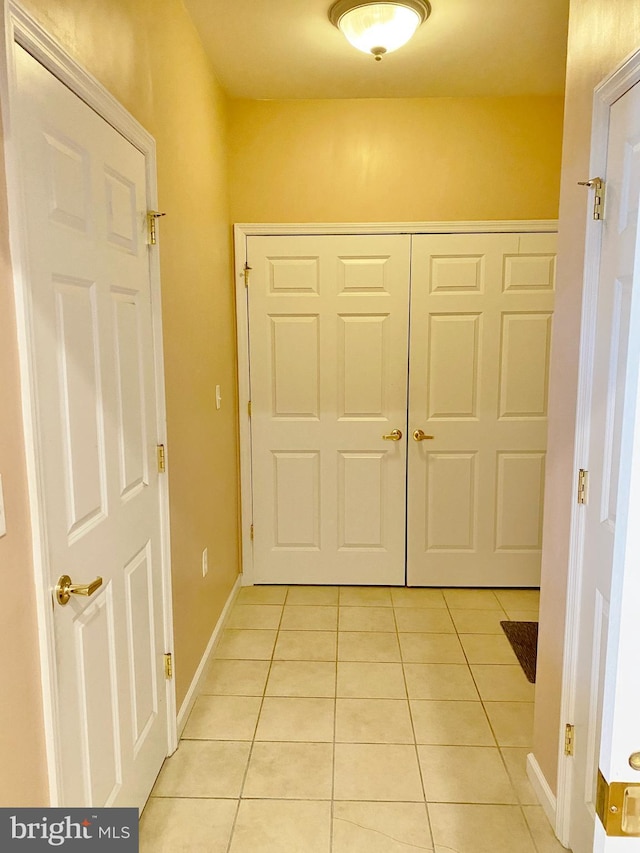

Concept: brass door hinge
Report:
left=157, top=444, right=166, bottom=474
left=147, top=210, right=166, bottom=245
left=596, top=770, right=640, bottom=836
left=578, top=469, right=588, bottom=505
left=250, top=523, right=254, bottom=541
left=578, top=178, right=605, bottom=220
left=248, top=400, right=252, bottom=417
left=164, top=653, right=173, bottom=680
left=564, top=723, right=575, bottom=756
left=243, top=262, right=252, bottom=287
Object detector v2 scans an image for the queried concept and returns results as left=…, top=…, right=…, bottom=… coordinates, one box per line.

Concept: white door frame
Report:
left=555, top=45, right=640, bottom=848
left=234, top=219, right=558, bottom=586
left=0, top=1, right=177, bottom=804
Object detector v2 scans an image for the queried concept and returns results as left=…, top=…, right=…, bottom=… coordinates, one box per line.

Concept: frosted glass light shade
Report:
left=330, top=1, right=431, bottom=59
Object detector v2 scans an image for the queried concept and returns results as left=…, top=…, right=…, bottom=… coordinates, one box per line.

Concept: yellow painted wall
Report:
left=0, top=0, right=239, bottom=804
left=228, top=96, right=564, bottom=223
left=533, top=0, right=640, bottom=795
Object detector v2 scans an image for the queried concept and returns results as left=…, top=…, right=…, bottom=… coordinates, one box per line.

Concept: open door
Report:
left=7, top=20, right=174, bottom=808
left=564, top=61, right=640, bottom=852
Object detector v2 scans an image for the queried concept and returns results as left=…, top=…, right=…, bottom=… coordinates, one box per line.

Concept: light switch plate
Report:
left=0, top=474, right=6, bottom=537
left=215, top=385, right=222, bottom=410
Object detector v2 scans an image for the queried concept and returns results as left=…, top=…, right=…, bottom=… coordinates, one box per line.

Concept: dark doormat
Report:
left=500, top=621, right=538, bottom=683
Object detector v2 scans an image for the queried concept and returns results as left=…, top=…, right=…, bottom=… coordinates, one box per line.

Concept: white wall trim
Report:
left=235, top=220, right=558, bottom=237
left=234, top=220, right=558, bottom=584
left=0, top=0, right=176, bottom=801
left=527, top=752, right=558, bottom=829
left=6, top=3, right=155, bottom=153
left=234, top=228, right=254, bottom=585
left=555, top=45, right=640, bottom=848
left=176, top=575, right=242, bottom=736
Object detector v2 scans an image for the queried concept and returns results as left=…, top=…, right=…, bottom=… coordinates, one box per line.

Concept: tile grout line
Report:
left=448, top=591, right=527, bottom=810
left=450, top=591, right=503, bottom=751
left=394, top=597, right=437, bottom=848
left=520, top=802, right=543, bottom=853
left=223, top=585, right=290, bottom=853
left=330, top=592, right=342, bottom=853
left=452, top=591, right=543, bottom=822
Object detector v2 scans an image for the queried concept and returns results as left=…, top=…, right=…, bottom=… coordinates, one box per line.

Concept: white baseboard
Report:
left=176, top=574, right=242, bottom=736
left=527, top=752, right=558, bottom=827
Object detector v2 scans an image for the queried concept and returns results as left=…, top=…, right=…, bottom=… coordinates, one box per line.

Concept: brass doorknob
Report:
left=413, top=429, right=435, bottom=441
left=56, top=574, right=103, bottom=606
left=382, top=429, right=403, bottom=441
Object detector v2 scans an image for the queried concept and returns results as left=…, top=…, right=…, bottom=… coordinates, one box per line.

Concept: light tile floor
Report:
left=141, top=586, right=569, bottom=852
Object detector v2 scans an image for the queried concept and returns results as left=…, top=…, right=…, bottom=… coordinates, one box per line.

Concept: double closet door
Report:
left=246, top=231, right=556, bottom=587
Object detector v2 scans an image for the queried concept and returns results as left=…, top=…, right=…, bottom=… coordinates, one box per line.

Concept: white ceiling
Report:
left=183, top=0, right=570, bottom=100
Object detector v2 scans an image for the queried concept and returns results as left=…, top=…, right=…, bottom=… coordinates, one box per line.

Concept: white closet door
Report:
left=407, top=233, right=556, bottom=587
left=247, top=234, right=410, bottom=585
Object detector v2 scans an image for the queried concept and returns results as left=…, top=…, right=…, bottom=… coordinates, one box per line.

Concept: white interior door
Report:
left=15, top=46, right=169, bottom=807
left=407, top=233, right=556, bottom=587
left=247, top=234, right=410, bottom=585
left=569, top=78, right=640, bottom=853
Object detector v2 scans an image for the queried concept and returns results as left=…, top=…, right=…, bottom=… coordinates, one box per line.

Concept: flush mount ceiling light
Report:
left=329, top=0, right=431, bottom=61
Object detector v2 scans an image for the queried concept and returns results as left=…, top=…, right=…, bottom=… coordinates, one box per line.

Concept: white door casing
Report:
left=407, top=233, right=556, bottom=587
left=564, top=74, right=640, bottom=853
left=247, top=234, right=410, bottom=585
left=4, top=9, right=174, bottom=808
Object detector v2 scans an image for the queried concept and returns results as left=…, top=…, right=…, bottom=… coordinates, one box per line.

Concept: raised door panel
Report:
left=104, top=167, right=138, bottom=253
left=124, top=544, right=159, bottom=754
left=74, top=588, right=122, bottom=806
left=429, top=253, right=484, bottom=294
left=272, top=452, right=321, bottom=549
left=112, top=290, right=149, bottom=501
left=618, top=132, right=640, bottom=233
left=339, top=315, right=388, bottom=419
left=338, top=255, right=391, bottom=293
left=338, top=452, right=386, bottom=549
left=426, top=314, right=480, bottom=419
left=270, top=316, right=320, bottom=419
left=495, top=453, right=545, bottom=551
left=55, top=278, right=107, bottom=542
left=425, top=452, right=478, bottom=552
left=601, top=277, right=633, bottom=527
left=268, top=256, right=320, bottom=294
left=498, top=313, right=552, bottom=419
left=44, top=130, right=90, bottom=234
left=502, top=253, right=556, bottom=293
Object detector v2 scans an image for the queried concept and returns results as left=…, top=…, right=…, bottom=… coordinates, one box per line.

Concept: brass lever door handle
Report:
left=413, top=430, right=435, bottom=441
left=56, top=574, right=103, bottom=606
left=382, top=429, right=403, bottom=441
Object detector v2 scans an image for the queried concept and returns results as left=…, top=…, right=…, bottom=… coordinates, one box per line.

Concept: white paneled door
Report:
left=247, top=235, right=411, bottom=585
left=407, top=233, right=556, bottom=586
left=568, top=78, right=640, bottom=853
left=245, top=231, right=555, bottom=587
left=15, top=47, right=168, bottom=806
